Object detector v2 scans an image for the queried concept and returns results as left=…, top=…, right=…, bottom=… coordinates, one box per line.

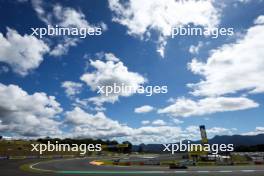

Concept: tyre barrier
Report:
left=139, top=161, right=145, bottom=165
left=255, top=161, right=264, bottom=165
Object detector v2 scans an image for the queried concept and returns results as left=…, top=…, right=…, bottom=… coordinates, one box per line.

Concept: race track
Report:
left=1, top=157, right=264, bottom=176
left=31, top=157, right=264, bottom=176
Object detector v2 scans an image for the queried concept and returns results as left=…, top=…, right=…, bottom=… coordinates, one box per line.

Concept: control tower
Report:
left=199, top=125, right=208, bottom=145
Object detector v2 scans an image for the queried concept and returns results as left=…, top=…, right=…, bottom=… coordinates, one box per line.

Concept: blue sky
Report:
left=0, top=0, right=263, bottom=144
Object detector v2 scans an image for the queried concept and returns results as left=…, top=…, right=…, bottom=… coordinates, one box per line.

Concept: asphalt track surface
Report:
left=1, top=158, right=264, bottom=176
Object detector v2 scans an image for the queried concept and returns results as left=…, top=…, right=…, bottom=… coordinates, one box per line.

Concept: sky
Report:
left=0, top=0, right=264, bottom=144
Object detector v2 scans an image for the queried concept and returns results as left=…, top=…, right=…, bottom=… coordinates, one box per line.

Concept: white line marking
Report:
left=197, top=171, right=210, bottom=173
left=29, top=157, right=85, bottom=173
left=30, top=162, right=54, bottom=172
left=28, top=158, right=264, bottom=174
left=218, top=170, right=233, bottom=173
left=241, top=170, right=255, bottom=172
left=173, top=171, right=187, bottom=173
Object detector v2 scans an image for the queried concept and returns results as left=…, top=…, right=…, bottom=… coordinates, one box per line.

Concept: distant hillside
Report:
left=132, top=134, right=264, bottom=153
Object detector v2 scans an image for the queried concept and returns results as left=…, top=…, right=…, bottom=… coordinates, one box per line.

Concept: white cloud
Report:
left=109, top=0, right=220, bottom=57
left=189, top=41, right=203, bottom=54
left=32, top=0, right=93, bottom=28
left=131, top=126, right=186, bottom=144
left=0, top=83, right=62, bottom=137
left=121, top=125, right=235, bottom=144
left=185, top=125, right=199, bottom=134
left=64, top=107, right=235, bottom=144
left=158, top=97, right=258, bottom=117
left=65, top=107, right=133, bottom=139
left=64, top=107, right=180, bottom=143
left=32, top=0, right=106, bottom=56
left=188, top=15, right=264, bottom=96
left=185, top=125, right=235, bottom=138
left=105, top=53, right=120, bottom=62
left=0, top=28, right=49, bottom=76
left=0, top=66, right=9, bottom=74
left=61, top=81, right=83, bottom=97
left=31, top=0, right=50, bottom=25
left=81, top=53, right=146, bottom=106
left=207, top=127, right=235, bottom=135
left=52, top=4, right=91, bottom=28
left=50, top=38, right=78, bottom=57
left=254, top=15, right=264, bottom=25
left=134, top=105, right=154, bottom=114
left=243, top=127, right=264, bottom=135
left=152, top=119, right=166, bottom=126
left=141, top=120, right=150, bottom=125
left=172, top=118, right=183, bottom=125
left=65, top=107, right=184, bottom=143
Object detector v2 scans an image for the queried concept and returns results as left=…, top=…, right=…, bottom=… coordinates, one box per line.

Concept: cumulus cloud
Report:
left=65, top=107, right=133, bottom=139
left=104, top=53, right=120, bottom=62
left=65, top=107, right=183, bottom=143
left=121, top=125, right=235, bottom=144
left=32, top=0, right=106, bottom=56
left=141, top=120, right=150, bottom=125
left=131, top=126, right=186, bottom=144
left=50, top=38, right=78, bottom=57
left=152, top=119, right=166, bottom=126
left=81, top=53, right=146, bottom=106
left=188, top=15, right=264, bottom=96
left=32, top=0, right=93, bottom=28
left=64, top=107, right=234, bottom=144
left=0, top=83, right=62, bottom=137
left=52, top=4, right=92, bottom=28
left=109, top=0, right=220, bottom=57
left=172, top=118, right=184, bottom=125
left=207, top=127, right=236, bottom=135
left=189, top=41, right=203, bottom=54
left=158, top=97, right=258, bottom=117
left=254, top=15, right=264, bottom=24
left=243, top=127, right=264, bottom=135
left=186, top=125, right=236, bottom=137
left=61, top=81, right=83, bottom=98
left=0, top=28, right=49, bottom=76
left=134, top=105, right=154, bottom=114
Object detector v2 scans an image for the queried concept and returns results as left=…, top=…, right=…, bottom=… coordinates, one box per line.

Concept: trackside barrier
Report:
left=40, top=155, right=53, bottom=159
left=26, top=156, right=39, bottom=159
left=197, top=162, right=215, bottom=166
left=233, top=162, right=250, bottom=165
left=254, top=161, right=264, bottom=165
left=139, top=162, right=145, bottom=165
left=52, top=155, right=63, bottom=159
left=62, top=155, right=75, bottom=158
left=9, top=156, right=26, bottom=159
left=0, top=156, right=8, bottom=160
